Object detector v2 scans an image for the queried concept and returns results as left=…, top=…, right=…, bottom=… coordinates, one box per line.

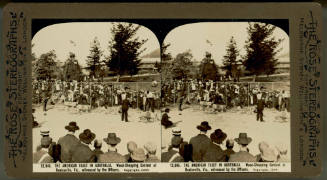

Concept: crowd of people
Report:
left=33, top=121, right=160, bottom=163
left=161, top=79, right=290, bottom=112
left=32, top=80, right=161, bottom=125
left=162, top=121, right=289, bottom=163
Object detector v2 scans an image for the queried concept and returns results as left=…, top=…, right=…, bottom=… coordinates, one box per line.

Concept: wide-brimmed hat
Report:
left=131, top=148, right=146, bottom=162
left=197, top=121, right=212, bottom=131
left=234, top=133, right=252, bottom=145
left=261, top=147, right=277, bottom=162
left=79, top=129, right=96, bottom=144
left=210, top=129, right=227, bottom=144
left=65, top=121, right=79, bottom=131
left=171, top=136, right=183, bottom=147
left=144, top=142, right=157, bottom=154
left=258, top=141, right=269, bottom=153
left=41, top=136, right=52, bottom=147
left=104, top=133, right=121, bottom=145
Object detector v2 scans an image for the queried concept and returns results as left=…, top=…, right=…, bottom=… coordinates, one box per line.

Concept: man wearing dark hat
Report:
left=98, top=133, right=127, bottom=163
left=71, top=129, right=96, bottom=163
left=222, top=139, right=235, bottom=162
left=189, top=121, right=212, bottom=162
left=58, top=121, right=80, bottom=163
left=33, top=136, right=54, bottom=163
left=161, top=108, right=173, bottom=128
left=203, top=129, right=226, bottom=162
left=93, top=139, right=104, bottom=162
left=161, top=136, right=184, bottom=162
left=229, top=133, right=256, bottom=162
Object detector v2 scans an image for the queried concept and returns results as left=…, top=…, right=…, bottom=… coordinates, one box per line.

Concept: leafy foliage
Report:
left=171, top=50, right=194, bottom=80
left=243, top=23, right=283, bottom=79
left=106, top=23, right=147, bottom=80
left=222, top=36, right=239, bottom=78
left=86, top=37, right=104, bottom=78
left=34, top=50, right=59, bottom=80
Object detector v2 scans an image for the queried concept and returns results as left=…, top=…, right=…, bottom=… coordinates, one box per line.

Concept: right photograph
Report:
left=160, top=22, right=291, bottom=164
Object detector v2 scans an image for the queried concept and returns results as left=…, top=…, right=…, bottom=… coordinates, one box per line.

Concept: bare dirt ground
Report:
left=33, top=104, right=161, bottom=159
left=161, top=104, right=291, bottom=162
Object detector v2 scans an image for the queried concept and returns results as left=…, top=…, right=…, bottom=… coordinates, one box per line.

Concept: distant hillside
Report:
left=142, top=48, right=160, bottom=58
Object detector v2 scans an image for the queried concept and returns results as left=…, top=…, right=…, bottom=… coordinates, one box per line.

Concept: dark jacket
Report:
left=161, top=113, right=173, bottom=127
left=71, top=143, right=96, bottom=163
left=121, top=99, right=130, bottom=110
left=203, top=142, right=224, bottom=162
left=93, top=149, right=104, bottom=162
left=223, top=148, right=235, bottom=162
left=161, top=149, right=184, bottom=162
left=189, top=134, right=211, bottom=162
left=98, top=150, right=127, bottom=163
left=57, top=134, right=80, bottom=163
left=228, top=150, right=256, bottom=162
left=257, top=99, right=265, bottom=112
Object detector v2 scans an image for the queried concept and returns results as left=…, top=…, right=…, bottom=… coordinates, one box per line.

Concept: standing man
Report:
left=121, top=93, right=130, bottom=122
left=189, top=121, right=212, bottom=162
left=257, top=92, right=265, bottom=122
left=57, top=121, right=80, bottom=163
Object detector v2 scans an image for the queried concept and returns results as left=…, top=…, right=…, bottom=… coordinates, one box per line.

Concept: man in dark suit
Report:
left=189, top=121, right=212, bottom=162
left=203, top=129, right=226, bottom=162
left=71, top=129, right=96, bottom=163
left=121, top=93, right=130, bottom=122
left=229, top=133, right=256, bottom=162
left=223, top=139, right=235, bottom=162
left=257, top=92, right=265, bottom=122
left=93, top=139, right=104, bottom=162
left=98, top=133, right=127, bottom=163
left=161, top=136, right=184, bottom=162
left=57, top=121, right=81, bottom=163
left=161, top=108, right=173, bottom=128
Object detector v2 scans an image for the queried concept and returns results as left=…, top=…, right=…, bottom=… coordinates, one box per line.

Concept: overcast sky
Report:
left=164, top=22, right=290, bottom=65
left=32, top=22, right=160, bottom=66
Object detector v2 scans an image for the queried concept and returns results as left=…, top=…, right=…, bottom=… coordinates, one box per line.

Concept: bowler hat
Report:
left=104, top=133, right=121, bottom=145
left=79, top=129, right=96, bottom=144
left=196, top=121, right=212, bottom=131
left=65, top=121, right=79, bottom=131
left=234, top=133, right=252, bottom=145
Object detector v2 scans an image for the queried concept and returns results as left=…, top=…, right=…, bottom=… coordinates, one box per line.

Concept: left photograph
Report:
left=31, top=22, right=161, bottom=165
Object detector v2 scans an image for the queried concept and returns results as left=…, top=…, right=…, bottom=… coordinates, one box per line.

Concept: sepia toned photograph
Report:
left=31, top=22, right=162, bottom=165
left=160, top=22, right=291, bottom=165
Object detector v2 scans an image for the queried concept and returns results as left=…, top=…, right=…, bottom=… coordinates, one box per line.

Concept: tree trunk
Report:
left=116, top=74, right=120, bottom=82
left=252, top=74, right=257, bottom=82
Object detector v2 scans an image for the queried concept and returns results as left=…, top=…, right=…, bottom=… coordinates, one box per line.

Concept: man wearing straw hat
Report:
left=189, top=121, right=212, bottom=162
left=144, top=142, right=160, bottom=162
left=98, top=133, right=127, bottom=163
left=58, top=121, right=80, bottom=163
left=33, top=136, right=54, bottom=163
left=229, top=133, right=256, bottom=162
left=130, top=148, right=147, bottom=162
left=71, top=129, right=96, bottom=163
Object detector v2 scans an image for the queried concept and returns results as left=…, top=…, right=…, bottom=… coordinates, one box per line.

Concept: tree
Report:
left=199, top=52, right=218, bottom=81
left=222, top=36, right=239, bottom=79
left=243, top=23, right=283, bottom=81
left=160, top=43, right=174, bottom=83
left=34, top=50, right=58, bottom=80
left=171, top=50, right=193, bottom=80
left=86, top=37, right=104, bottom=79
left=63, top=52, right=83, bottom=81
left=106, top=23, right=148, bottom=81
